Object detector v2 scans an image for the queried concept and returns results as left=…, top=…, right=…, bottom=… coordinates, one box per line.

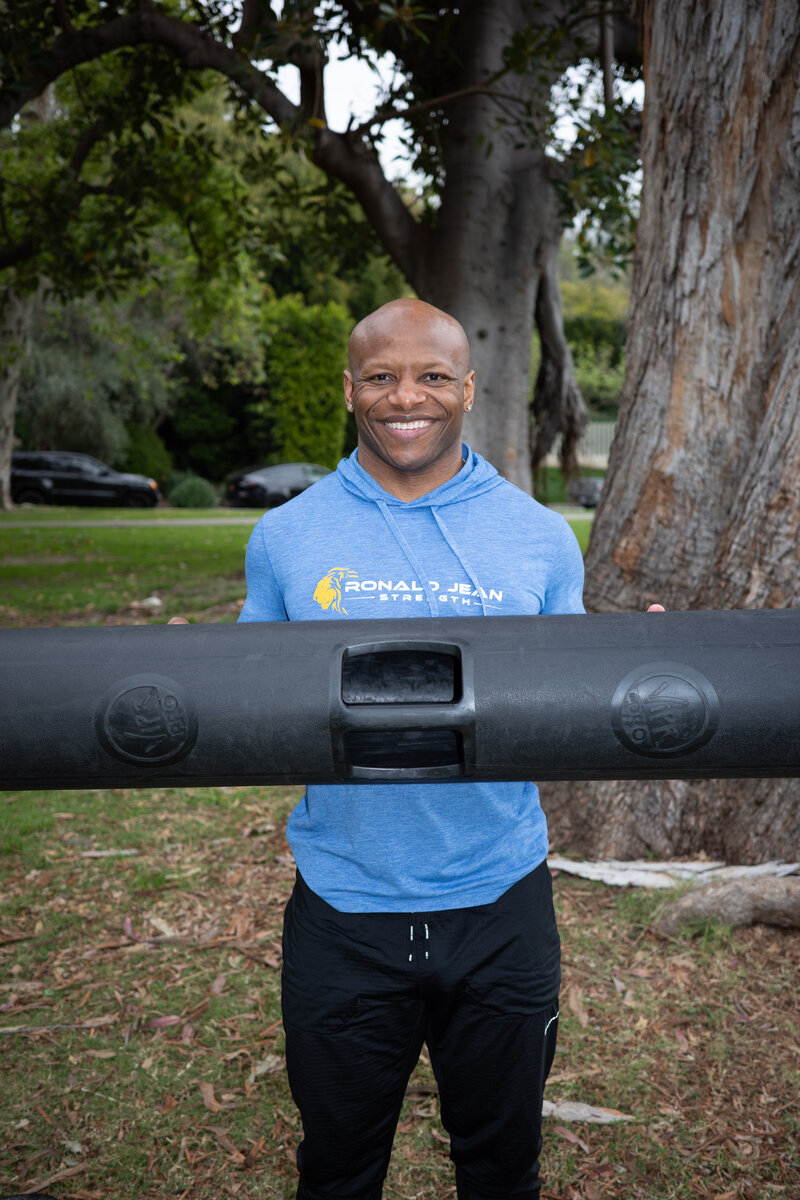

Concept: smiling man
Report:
left=343, top=299, right=474, bottom=498
left=238, top=298, right=586, bottom=1200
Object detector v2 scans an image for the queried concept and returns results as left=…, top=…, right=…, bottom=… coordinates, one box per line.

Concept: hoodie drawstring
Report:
left=431, top=508, right=489, bottom=616
left=374, top=499, right=490, bottom=617
left=376, top=500, right=440, bottom=615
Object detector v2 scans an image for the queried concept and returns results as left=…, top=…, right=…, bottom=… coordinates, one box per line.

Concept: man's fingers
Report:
left=168, top=616, right=190, bottom=625
left=647, top=604, right=665, bottom=612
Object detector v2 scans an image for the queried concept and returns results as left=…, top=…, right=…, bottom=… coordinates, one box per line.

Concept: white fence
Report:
left=542, top=420, right=617, bottom=468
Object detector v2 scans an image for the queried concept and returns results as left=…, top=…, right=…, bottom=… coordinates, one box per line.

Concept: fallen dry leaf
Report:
left=567, top=984, right=589, bottom=1028
left=543, top=1098, right=633, bottom=1123
left=146, top=1014, right=181, bottom=1029
left=554, top=1125, right=590, bottom=1154
left=198, top=1080, right=222, bottom=1112
left=247, top=1053, right=283, bottom=1083
left=203, top=1123, right=244, bottom=1158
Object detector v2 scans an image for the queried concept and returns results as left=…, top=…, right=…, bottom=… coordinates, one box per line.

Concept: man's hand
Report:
left=168, top=617, right=189, bottom=624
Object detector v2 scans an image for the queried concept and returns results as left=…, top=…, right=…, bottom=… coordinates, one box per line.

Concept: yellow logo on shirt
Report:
left=313, top=567, right=358, bottom=614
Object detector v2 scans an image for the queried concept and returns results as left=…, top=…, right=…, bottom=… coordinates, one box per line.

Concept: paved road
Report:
left=2, top=507, right=594, bottom=529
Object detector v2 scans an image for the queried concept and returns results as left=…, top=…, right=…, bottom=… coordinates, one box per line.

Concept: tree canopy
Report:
left=0, top=0, right=643, bottom=497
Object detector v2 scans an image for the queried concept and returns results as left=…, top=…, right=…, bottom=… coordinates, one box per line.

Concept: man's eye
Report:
left=368, top=374, right=392, bottom=382
left=424, top=373, right=446, bottom=382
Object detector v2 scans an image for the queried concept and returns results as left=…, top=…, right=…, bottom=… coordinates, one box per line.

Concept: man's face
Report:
left=344, top=309, right=475, bottom=500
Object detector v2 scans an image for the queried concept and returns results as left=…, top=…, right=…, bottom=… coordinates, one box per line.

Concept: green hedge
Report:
left=250, top=295, right=351, bottom=470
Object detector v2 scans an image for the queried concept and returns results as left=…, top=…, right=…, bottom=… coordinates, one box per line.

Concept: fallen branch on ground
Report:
left=654, top=876, right=800, bottom=935
left=547, top=857, right=799, bottom=889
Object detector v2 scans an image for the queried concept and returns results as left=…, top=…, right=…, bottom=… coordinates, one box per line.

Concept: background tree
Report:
left=156, top=127, right=407, bottom=481
left=0, top=51, right=262, bottom=506
left=16, top=289, right=180, bottom=468
left=0, top=0, right=643, bottom=494
left=545, top=0, right=800, bottom=864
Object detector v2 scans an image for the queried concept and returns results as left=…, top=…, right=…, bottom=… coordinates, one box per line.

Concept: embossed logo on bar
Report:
left=96, top=674, right=197, bottom=765
left=611, top=662, right=719, bottom=757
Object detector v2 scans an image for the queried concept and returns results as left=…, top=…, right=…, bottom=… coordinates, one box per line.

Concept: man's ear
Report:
left=463, top=370, right=475, bottom=410
left=343, top=370, right=354, bottom=411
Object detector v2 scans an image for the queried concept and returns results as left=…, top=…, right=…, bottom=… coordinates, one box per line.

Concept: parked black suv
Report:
left=11, top=451, right=160, bottom=507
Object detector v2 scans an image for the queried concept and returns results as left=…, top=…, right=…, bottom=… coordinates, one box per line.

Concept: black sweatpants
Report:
left=281, top=861, right=561, bottom=1200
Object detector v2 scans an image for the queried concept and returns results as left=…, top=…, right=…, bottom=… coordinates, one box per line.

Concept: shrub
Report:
left=122, top=425, right=172, bottom=489
left=250, top=295, right=351, bottom=469
left=167, top=475, right=217, bottom=509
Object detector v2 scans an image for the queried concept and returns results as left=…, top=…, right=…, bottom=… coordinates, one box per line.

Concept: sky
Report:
left=277, top=50, right=411, bottom=181
left=278, top=48, right=644, bottom=189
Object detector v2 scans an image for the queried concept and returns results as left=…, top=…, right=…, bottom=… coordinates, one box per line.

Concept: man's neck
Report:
left=356, top=446, right=465, bottom=501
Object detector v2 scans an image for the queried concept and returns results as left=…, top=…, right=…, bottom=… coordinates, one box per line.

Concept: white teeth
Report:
left=385, top=420, right=432, bottom=430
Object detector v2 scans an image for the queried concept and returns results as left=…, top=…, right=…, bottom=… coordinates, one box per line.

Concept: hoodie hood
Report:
left=336, top=444, right=505, bottom=615
left=336, top=443, right=505, bottom=508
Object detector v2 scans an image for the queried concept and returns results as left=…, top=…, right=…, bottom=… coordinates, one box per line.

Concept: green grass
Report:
left=1, top=504, right=595, bottom=625
left=7, top=502, right=794, bottom=1199
left=0, top=784, right=300, bottom=1199
left=567, top=517, right=592, bottom=554
left=1, top=790, right=797, bottom=1200
left=0, top=520, right=255, bottom=625
left=533, top=465, right=605, bottom=506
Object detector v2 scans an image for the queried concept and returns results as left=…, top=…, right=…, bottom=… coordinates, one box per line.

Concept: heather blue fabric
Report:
left=239, top=445, right=585, bottom=913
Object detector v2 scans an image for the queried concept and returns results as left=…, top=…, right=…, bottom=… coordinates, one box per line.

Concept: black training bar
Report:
left=1, top=610, right=799, bottom=790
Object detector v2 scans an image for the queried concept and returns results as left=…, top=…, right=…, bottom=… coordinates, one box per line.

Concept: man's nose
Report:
left=389, top=374, right=424, bottom=406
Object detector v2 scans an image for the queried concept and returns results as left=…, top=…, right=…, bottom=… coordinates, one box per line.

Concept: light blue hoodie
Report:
left=239, top=445, right=585, bottom=912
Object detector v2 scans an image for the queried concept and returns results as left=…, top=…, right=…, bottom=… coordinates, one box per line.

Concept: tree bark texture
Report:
left=0, top=286, right=37, bottom=509
left=545, top=0, right=800, bottom=863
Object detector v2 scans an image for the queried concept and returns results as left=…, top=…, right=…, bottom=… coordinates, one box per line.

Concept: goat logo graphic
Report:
left=313, top=567, right=358, bottom=614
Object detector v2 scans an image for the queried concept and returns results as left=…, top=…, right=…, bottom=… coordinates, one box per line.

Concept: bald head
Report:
left=348, top=298, right=470, bottom=380
left=342, top=296, right=476, bottom=500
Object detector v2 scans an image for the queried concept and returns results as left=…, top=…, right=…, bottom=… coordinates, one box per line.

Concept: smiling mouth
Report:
left=383, top=419, right=435, bottom=431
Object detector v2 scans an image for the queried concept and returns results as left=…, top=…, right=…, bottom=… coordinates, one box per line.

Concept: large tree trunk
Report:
left=544, top=0, right=800, bottom=863
left=419, top=150, right=587, bottom=488
left=340, top=0, right=588, bottom=493
left=0, top=285, right=38, bottom=510
left=409, top=0, right=587, bottom=491
left=420, top=155, right=580, bottom=490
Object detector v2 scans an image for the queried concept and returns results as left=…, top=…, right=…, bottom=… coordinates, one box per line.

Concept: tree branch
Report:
left=600, top=1, right=615, bottom=111
left=311, top=124, right=427, bottom=288
left=0, top=8, right=433, bottom=298
left=0, top=12, right=299, bottom=131
left=67, top=114, right=112, bottom=176
left=350, top=70, right=513, bottom=138
left=234, top=0, right=280, bottom=51
left=53, top=0, right=73, bottom=32
left=0, top=10, right=429, bottom=291
left=531, top=226, right=589, bottom=472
